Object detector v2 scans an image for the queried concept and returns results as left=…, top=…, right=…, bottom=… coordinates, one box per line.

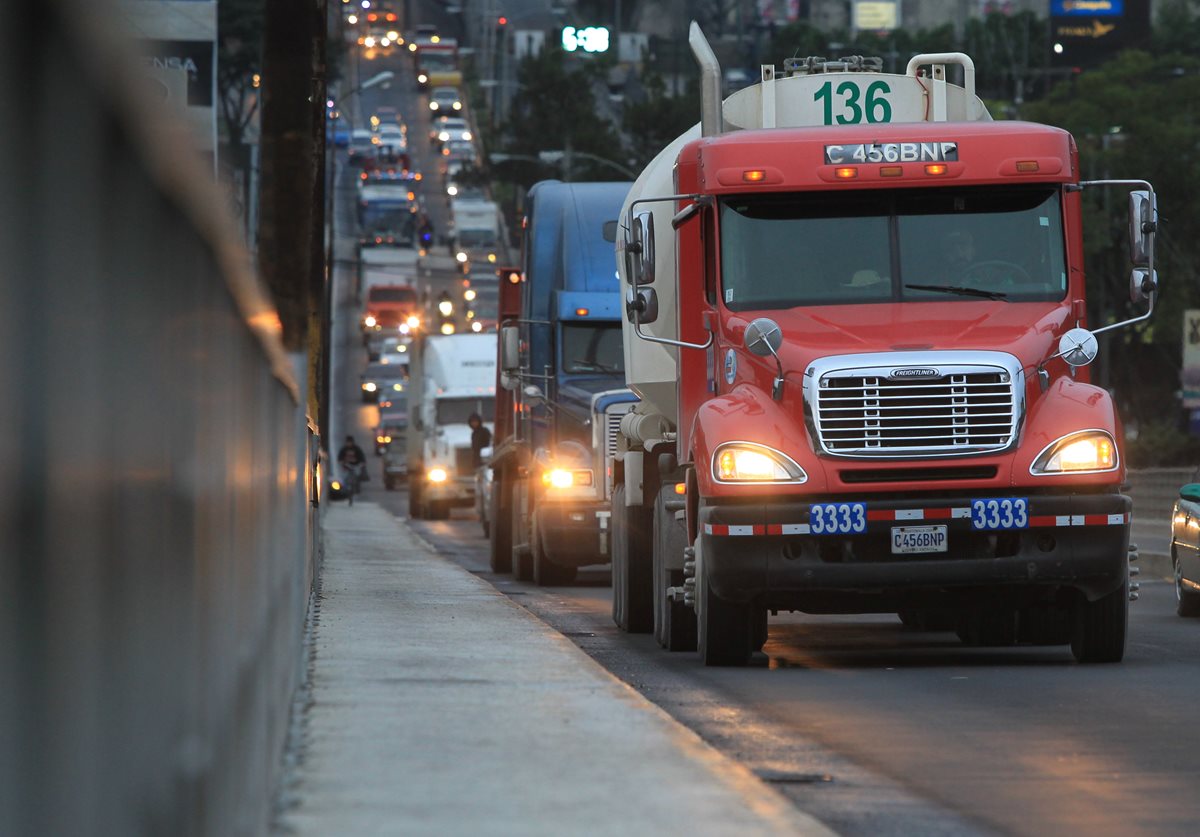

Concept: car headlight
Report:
left=712, top=443, right=806, bottom=483
left=364, top=315, right=377, bottom=327
left=452, top=101, right=462, bottom=110
left=429, top=101, right=439, bottom=110
left=406, top=315, right=420, bottom=329
left=471, top=321, right=483, bottom=332
left=462, top=131, right=472, bottom=141
left=1030, top=430, right=1117, bottom=474
left=542, top=468, right=593, bottom=489
left=428, top=467, right=448, bottom=483
left=419, top=74, right=429, bottom=84
left=363, top=382, right=377, bottom=392
left=455, top=252, right=468, bottom=263
left=438, top=130, right=449, bottom=141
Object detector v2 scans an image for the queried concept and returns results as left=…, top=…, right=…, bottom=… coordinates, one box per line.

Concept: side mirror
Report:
left=1129, top=190, right=1156, bottom=268
left=1057, top=326, right=1098, bottom=368
left=744, top=318, right=783, bottom=357
left=1129, top=268, right=1158, bottom=304
left=634, top=211, right=655, bottom=285
left=625, top=285, right=659, bottom=324
left=1181, top=483, right=1200, bottom=504
left=500, top=324, right=519, bottom=373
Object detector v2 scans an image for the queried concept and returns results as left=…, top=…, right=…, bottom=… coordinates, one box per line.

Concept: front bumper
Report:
left=536, top=500, right=613, bottom=568
left=700, top=493, right=1130, bottom=611
left=425, top=477, right=475, bottom=507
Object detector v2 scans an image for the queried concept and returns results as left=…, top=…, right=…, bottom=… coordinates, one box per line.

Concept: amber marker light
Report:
left=575, top=307, right=589, bottom=316
left=880, top=166, right=903, bottom=177
left=674, top=482, right=686, bottom=495
left=1016, top=161, right=1040, bottom=173
left=742, top=169, right=766, bottom=182
left=925, top=163, right=948, bottom=176
left=835, top=167, right=858, bottom=179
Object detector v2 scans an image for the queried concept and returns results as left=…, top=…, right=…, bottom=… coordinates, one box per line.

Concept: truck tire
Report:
left=1071, top=581, right=1128, bottom=663
left=488, top=468, right=512, bottom=574
left=653, top=488, right=696, bottom=651
left=612, top=483, right=653, bottom=633
left=408, top=478, right=423, bottom=518
left=1174, top=549, right=1200, bottom=617
left=512, top=482, right=533, bottom=580
left=696, top=544, right=753, bottom=667
left=532, top=518, right=577, bottom=586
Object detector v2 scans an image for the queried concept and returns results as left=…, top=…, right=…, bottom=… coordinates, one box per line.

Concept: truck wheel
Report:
left=488, top=469, right=512, bottom=574
left=1071, top=581, right=1128, bottom=663
left=696, top=540, right=753, bottom=667
left=532, top=520, right=577, bottom=586
left=1174, top=549, right=1200, bottom=617
left=612, top=484, right=653, bottom=633
left=408, top=479, right=423, bottom=518
left=652, top=488, right=696, bottom=651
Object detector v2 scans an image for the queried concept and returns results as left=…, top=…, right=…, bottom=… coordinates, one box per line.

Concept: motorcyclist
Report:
left=337, top=435, right=368, bottom=485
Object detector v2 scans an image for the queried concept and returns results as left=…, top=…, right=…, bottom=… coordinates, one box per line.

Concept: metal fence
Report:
left=0, top=4, right=319, bottom=835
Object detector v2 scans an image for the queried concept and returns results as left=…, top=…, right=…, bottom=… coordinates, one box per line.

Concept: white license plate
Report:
left=891, top=525, right=948, bottom=555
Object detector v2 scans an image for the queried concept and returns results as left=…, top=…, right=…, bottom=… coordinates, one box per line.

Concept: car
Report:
left=443, top=138, right=476, bottom=163
left=379, top=335, right=412, bottom=360
left=360, top=361, right=401, bottom=403
left=430, top=116, right=471, bottom=146
left=428, top=86, right=462, bottom=113
left=348, top=129, right=376, bottom=163
left=374, top=418, right=408, bottom=455
left=1171, top=481, right=1200, bottom=616
left=377, top=123, right=405, bottom=142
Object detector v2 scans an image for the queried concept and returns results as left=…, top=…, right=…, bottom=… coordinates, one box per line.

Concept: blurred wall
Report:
left=0, top=3, right=320, bottom=835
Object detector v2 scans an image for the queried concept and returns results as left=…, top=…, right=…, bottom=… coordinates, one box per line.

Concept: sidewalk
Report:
left=274, top=502, right=832, bottom=836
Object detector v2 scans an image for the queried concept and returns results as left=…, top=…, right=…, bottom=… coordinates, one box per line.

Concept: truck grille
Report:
left=454, top=446, right=474, bottom=475
left=814, top=369, right=1017, bottom=457
left=603, top=410, right=622, bottom=463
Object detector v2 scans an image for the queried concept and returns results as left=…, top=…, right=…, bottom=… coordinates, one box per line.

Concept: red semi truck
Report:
left=609, top=27, right=1159, bottom=665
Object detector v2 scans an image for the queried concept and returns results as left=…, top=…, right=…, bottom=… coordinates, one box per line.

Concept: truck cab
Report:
left=491, top=181, right=634, bottom=585
left=612, top=31, right=1158, bottom=665
left=407, top=332, right=497, bottom=519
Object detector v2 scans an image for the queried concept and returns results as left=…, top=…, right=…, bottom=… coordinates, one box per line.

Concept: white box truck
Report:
left=407, top=332, right=497, bottom=519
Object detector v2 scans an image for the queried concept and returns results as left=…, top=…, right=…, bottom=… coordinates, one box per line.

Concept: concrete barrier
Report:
left=0, top=4, right=318, bottom=835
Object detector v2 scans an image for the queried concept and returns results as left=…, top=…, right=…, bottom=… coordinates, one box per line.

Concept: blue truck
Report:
left=489, top=181, right=637, bottom=585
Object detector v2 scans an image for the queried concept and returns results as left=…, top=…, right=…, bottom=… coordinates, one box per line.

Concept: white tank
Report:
left=617, top=33, right=992, bottom=433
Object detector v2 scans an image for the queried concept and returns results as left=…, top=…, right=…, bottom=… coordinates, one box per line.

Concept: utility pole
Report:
left=257, top=0, right=328, bottom=427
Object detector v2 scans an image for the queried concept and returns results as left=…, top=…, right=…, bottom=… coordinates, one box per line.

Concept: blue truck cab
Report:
left=494, top=181, right=636, bottom=584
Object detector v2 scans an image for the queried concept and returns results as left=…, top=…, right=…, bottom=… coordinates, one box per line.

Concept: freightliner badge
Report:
left=824, top=142, right=959, bottom=165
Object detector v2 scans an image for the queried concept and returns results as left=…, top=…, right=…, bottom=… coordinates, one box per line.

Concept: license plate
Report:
left=891, top=525, right=948, bottom=554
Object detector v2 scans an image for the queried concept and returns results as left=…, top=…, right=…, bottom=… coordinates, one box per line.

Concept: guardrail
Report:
left=0, top=5, right=318, bottom=835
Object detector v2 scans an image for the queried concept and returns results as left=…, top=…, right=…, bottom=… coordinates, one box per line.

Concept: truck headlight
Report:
left=364, top=315, right=377, bottom=328
left=542, top=468, right=593, bottom=489
left=428, top=467, right=448, bottom=483
left=713, top=443, right=806, bottom=483
left=1030, top=430, right=1117, bottom=474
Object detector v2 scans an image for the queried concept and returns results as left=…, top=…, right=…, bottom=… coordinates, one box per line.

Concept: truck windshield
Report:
left=719, top=186, right=1067, bottom=310
left=362, top=206, right=415, bottom=238
left=561, top=323, right=624, bottom=374
left=457, top=229, right=497, bottom=247
left=436, top=397, right=495, bottom=425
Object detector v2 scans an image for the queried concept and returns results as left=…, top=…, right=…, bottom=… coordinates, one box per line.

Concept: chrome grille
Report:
left=603, top=409, right=623, bottom=463
left=815, top=369, right=1016, bottom=456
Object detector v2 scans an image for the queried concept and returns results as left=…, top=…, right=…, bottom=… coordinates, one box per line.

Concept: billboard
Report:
left=1050, top=0, right=1150, bottom=68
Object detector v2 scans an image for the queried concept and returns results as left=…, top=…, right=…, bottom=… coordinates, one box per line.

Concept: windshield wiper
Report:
left=905, top=283, right=1008, bottom=301
left=570, top=359, right=620, bottom=373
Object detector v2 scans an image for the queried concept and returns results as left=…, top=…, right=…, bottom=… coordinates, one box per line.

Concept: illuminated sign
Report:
left=561, top=26, right=610, bottom=53
left=853, top=1, right=898, bottom=31
left=1051, top=0, right=1123, bottom=16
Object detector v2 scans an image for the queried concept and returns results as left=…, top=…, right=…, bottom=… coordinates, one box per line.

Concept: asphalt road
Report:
left=328, top=23, right=1200, bottom=837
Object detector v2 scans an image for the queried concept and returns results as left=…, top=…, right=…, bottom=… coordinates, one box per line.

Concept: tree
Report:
left=1025, top=50, right=1200, bottom=435
left=500, top=46, right=624, bottom=185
